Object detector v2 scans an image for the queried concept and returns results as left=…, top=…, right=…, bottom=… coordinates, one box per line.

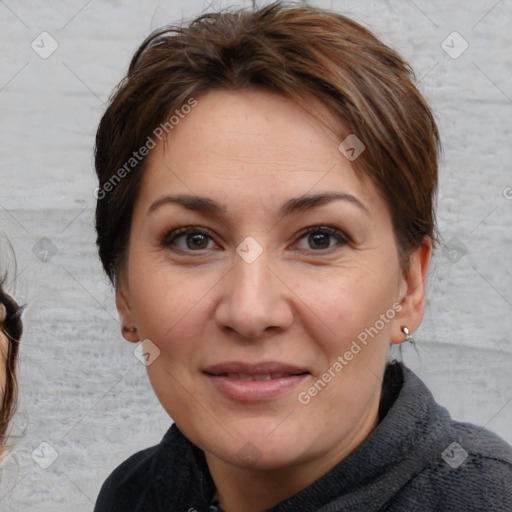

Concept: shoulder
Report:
left=390, top=420, right=512, bottom=511
left=93, top=443, right=160, bottom=512
left=93, top=423, right=212, bottom=512
left=438, top=420, right=512, bottom=502
left=383, top=364, right=512, bottom=511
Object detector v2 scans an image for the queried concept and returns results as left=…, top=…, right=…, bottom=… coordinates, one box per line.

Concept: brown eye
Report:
left=162, top=227, right=216, bottom=251
left=294, top=226, right=348, bottom=251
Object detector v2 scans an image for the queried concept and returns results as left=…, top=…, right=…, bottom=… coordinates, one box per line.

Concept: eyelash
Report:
left=161, top=225, right=349, bottom=254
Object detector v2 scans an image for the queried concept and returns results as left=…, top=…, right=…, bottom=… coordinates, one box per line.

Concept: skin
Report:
left=117, top=89, right=432, bottom=512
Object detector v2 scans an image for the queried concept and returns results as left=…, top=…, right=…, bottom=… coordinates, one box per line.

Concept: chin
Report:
left=214, top=442, right=306, bottom=471
left=197, top=421, right=312, bottom=470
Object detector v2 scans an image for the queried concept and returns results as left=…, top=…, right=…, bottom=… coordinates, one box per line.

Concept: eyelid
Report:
left=161, top=226, right=217, bottom=249
left=294, top=225, right=349, bottom=242
left=161, top=224, right=350, bottom=253
left=291, top=225, right=350, bottom=251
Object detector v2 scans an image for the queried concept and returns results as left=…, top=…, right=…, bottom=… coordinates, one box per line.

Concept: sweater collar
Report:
left=151, top=361, right=451, bottom=511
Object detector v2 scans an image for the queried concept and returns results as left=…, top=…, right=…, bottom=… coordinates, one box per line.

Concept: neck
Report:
left=205, top=406, right=380, bottom=512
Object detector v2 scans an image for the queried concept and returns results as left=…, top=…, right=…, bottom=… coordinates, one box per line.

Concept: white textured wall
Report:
left=0, top=0, right=510, bottom=510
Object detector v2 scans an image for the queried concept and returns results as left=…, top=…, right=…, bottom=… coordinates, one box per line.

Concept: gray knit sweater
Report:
left=94, top=361, right=512, bottom=511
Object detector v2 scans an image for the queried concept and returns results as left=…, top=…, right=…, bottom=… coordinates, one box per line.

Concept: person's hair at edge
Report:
left=95, top=0, right=440, bottom=286
left=0, top=237, right=22, bottom=461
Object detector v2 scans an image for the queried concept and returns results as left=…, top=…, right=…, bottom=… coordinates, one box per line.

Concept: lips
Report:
left=203, top=361, right=310, bottom=402
left=203, top=361, right=309, bottom=378
left=226, top=372, right=288, bottom=381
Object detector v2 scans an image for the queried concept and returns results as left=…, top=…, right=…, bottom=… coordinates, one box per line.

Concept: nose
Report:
left=214, top=247, right=294, bottom=340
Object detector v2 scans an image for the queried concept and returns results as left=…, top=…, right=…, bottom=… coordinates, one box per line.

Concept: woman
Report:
left=93, top=2, right=512, bottom=511
left=0, top=261, right=22, bottom=461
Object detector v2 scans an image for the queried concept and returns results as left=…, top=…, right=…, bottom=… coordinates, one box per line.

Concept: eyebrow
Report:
left=147, top=191, right=369, bottom=218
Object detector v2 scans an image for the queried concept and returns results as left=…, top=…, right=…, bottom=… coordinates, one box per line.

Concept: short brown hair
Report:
left=95, top=1, right=440, bottom=285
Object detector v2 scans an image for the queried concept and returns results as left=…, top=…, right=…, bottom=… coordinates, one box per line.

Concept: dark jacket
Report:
left=93, top=361, right=512, bottom=511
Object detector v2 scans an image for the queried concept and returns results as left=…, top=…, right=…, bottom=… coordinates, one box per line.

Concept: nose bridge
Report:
left=215, top=239, right=293, bottom=339
left=234, top=244, right=270, bottom=299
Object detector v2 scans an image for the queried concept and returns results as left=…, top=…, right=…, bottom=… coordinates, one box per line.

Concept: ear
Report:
left=115, top=280, right=139, bottom=343
left=390, top=237, right=432, bottom=344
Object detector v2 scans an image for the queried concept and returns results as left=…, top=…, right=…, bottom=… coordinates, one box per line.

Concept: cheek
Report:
left=294, top=264, right=397, bottom=353
left=128, top=265, right=213, bottom=422
left=130, top=268, right=206, bottom=349
left=127, top=256, right=228, bottom=402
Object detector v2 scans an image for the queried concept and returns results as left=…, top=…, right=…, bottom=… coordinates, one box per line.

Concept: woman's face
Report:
left=117, top=89, right=427, bottom=472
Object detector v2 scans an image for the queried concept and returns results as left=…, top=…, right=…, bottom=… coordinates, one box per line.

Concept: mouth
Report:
left=203, top=362, right=310, bottom=401
left=209, top=372, right=307, bottom=381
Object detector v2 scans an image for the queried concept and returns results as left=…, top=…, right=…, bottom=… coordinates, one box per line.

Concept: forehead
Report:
left=139, top=89, right=380, bottom=215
